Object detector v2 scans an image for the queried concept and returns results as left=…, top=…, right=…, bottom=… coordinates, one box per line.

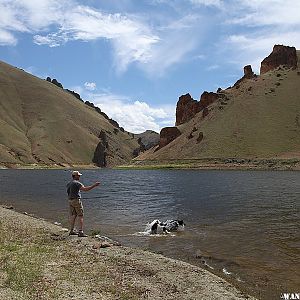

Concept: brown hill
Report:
left=137, top=45, right=300, bottom=165
left=0, top=60, right=140, bottom=167
left=135, top=130, right=159, bottom=150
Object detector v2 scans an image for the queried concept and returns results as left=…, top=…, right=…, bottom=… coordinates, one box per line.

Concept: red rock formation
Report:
left=234, top=65, right=256, bottom=87
left=175, top=92, right=220, bottom=126
left=260, top=45, right=297, bottom=74
left=158, top=127, right=181, bottom=149
left=176, top=93, right=201, bottom=126
left=199, top=91, right=218, bottom=109
left=244, top=65, right=255, bottom=79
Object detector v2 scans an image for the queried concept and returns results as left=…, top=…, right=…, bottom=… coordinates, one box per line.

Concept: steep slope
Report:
left=138, top=46, right=300, bottom=163
left=0, top=61, right=139, bottom=167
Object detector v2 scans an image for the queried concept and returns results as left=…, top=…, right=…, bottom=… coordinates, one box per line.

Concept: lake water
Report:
left=1, top=169, right=299, bottom=299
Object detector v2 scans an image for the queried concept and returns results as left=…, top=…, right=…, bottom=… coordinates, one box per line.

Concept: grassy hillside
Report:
left=137, top=51, right=300, bottom=163
left=0, top=61, right=139, bottom=167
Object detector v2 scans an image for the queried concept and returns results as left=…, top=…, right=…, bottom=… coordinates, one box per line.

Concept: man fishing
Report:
left=66, top=171, right=100, bottom=237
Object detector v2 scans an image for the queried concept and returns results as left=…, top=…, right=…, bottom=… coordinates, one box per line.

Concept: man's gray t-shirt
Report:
left=66, top=180, right=84, bottom=199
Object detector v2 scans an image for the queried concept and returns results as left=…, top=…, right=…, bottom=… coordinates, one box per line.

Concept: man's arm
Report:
left=80, top=182, right=100, bottom=192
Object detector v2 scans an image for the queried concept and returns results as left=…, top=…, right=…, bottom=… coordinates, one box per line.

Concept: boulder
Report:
left=260, top=45, right=297, bottom=74
left=66, top=89, right=83, bottom=101
left=51, top=78, right=63, bottom=89
left=158, top=127, right=181, bottom=149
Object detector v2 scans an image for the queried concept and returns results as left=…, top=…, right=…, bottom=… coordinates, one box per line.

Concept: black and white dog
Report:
left=149, top=219, right=185, bottom=234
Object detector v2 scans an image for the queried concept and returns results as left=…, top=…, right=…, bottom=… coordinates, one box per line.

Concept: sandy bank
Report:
left=0, top=206, right=255, bottom=300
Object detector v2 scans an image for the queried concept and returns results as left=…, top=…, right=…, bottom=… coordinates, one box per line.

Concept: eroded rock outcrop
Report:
left=234, top=65, right=256, bottom=87
left=158, top=127, right=181, bottom=149
left=260, top=45, right=297, bottom=74
left=199, top=91, right=218, bottom=109
left=176, top=92, right=220, bottom=126
left=233, top=65, right=257, bottom=88
left=176, top=94, right=201, bottom=126
left=92, top=131, right=108, bottom=167
left=244, top=65, right=255, bottom=79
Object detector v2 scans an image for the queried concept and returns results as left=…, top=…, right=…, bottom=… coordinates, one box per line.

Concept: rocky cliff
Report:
left=260, top=45, right=298, bottom=74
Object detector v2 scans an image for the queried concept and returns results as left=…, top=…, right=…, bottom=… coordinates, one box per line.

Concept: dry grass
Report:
left=0, top=60, right=139, bottom=167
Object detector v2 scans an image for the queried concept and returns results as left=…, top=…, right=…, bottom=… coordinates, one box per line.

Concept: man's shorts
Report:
left=68, top=198, right=84, bottom=216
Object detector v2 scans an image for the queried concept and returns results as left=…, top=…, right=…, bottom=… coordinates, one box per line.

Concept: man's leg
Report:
left=76, top=200, right=87, bottom=237
left=70, top=214, right=76, bottom=232
left=78, top=216, right=87, bottom=237
left=78, top=216, right=84, bottom=232
left=69, top=202, right=78, bottom=234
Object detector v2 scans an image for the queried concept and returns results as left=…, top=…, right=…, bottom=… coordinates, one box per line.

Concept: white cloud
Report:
left=0, top=0, right=67, bottom=33
left=0, top=29, right=17, bottom=46
left=84, top=82, right=97, bottom=91
left=193, top=54, right=206, bottom=60
left=34, top=32, right=68, bottom=47
left=53, top=5, right=160, bottom=74
left=206, top=64, right=219, bottom=71
left=189, top=0, right=223, bottom=7
left=0, top=1, right=161, bottom=73
left=229, top=0, right=300, bottom=27
left=84, top=91, right=175, bottom=133
left=0, top=1, right=212, bottom=76
left=140, top=14, right=206, bottom=76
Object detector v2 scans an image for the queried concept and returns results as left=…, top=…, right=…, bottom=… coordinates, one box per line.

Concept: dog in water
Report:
left=149, top=219, right=185, bottom=234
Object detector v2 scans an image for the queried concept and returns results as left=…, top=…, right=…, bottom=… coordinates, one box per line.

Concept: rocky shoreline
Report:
left=119, top=158, right=300, bottom=171
left=2, top=157, right=300, bottom=171
left=0, top=206, right=256, bottom=300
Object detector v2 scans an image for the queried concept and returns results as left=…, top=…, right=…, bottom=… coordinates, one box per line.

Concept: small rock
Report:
left=100, top=241, right=113, bottom=248
left=50, top=233, right=66, bottom=241
left=196, top=132, right=204, bottom=143
left=2, top=205, right=14, bottom=210
left=195, top=250, right=204, bottom=258
left=92, top=243, right=102, bottom=249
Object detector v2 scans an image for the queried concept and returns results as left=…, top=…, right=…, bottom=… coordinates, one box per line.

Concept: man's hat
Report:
left=72, top=171, right=82, bottom=176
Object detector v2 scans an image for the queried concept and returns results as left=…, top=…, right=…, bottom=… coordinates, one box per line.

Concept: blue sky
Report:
left=1, top=0, right=300, bottom=133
